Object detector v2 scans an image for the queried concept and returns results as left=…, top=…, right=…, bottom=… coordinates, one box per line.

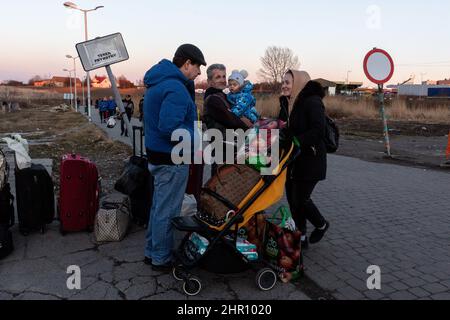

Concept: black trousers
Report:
left=285, top=179, right=326, bottom=235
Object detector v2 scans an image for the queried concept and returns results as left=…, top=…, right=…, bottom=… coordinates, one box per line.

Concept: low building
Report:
left=437, top=79, right=450, bottom=85
left=34, top=80, right=53, bottom=87
left=397, top=84, right=450, bottom=97
left=314, top=78, right=337, bottom=96
left=34, top=77, right=81, bottom=88
left=92, top=75, right=117, bottom=88
left=314, top=78, right=363, bottom=96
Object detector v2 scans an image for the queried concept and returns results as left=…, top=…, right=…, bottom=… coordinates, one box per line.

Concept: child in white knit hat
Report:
left=227, top=70, right=259, bottom=124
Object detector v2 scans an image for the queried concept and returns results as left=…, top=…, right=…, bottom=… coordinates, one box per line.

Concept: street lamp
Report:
left=63, top=2, right=104, bottom=121
left=346, top=70, right=352, bottom=85
left=63, top=68, right=74, bottom=109
left=66, top=55, right=79, bottom=112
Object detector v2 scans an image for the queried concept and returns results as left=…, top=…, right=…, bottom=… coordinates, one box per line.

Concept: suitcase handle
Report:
left=132, top=126, right=144, bottom=158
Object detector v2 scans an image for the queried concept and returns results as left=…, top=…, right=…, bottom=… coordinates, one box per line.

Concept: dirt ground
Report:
left=0, top=104, right=132, bottom=194
left=2, top=105, right=448, bottom=189
left=336, top=118, right=450, bottom=171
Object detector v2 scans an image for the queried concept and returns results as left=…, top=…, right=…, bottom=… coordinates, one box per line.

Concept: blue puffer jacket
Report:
left=99, top=100, right=108, bottom=112
left=143, top=59, right=197, bottom=154
left=107, top=100, right=117, bottom=112
left=227, top=81, right=259, bottom=123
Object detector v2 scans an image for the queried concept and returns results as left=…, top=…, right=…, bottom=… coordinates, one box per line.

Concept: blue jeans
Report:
left=145, top=164, right=189, bottom=265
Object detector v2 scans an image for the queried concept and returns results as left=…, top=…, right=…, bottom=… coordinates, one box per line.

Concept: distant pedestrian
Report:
left=108, top=96, right=116, bottom=119
left=121, top=95, right=134, bottom=137
left=139, top=95, right=145, bottom=134
left=99, top=96, right=108, bottom=122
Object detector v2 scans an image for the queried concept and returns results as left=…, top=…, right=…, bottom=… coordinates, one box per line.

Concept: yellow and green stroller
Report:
left=171, top=143, right=301, bottom=296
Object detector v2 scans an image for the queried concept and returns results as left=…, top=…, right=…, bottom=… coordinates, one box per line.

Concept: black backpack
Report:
left=324, top=116, right=340, bottom=153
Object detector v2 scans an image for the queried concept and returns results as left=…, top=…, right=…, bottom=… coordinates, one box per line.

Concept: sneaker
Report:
left=143, top=257, right=152, bottom=265
left=309, top=221, right=330, bottom=244
left=151, top=261, right=174, bottom=272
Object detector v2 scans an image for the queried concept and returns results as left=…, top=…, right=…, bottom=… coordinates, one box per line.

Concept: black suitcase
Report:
left=0, top=224, right=13, bottom=260
left=0, top=183, right=15, bottom=227
left=15, top=164, right=55, bottom=235
left=130, top=126, right=153, bottom=227
left=0, top=182, right=15, bottom=260
left=115, top=126, right=153, bottom=227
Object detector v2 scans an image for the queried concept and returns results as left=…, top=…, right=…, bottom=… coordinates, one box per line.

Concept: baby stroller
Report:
left=171, top=142, right=301, bottom=296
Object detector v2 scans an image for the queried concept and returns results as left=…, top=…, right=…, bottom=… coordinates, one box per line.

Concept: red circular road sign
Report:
left=363, top=48, right=394, bottom=84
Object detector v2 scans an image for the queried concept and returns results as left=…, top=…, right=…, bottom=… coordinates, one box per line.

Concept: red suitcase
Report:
left=59, top=154, right=100, bottom=235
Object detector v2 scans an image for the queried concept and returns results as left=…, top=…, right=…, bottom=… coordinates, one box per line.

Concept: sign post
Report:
left=363, top=48, right=395, bottom=158
left=76, top=33, right=133, bottom=142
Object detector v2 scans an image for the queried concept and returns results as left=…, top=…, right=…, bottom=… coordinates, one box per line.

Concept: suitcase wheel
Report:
left=20, top=230, right=29, bottom=237
left=59, top=224, right=67, bottom=236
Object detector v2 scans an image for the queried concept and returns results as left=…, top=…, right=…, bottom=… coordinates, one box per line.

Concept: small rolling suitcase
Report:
left=15, top=164, right=55, bottom=235
left=59, top=154, right=100, bottom=235
left=129, top=126, right=153, bottom=227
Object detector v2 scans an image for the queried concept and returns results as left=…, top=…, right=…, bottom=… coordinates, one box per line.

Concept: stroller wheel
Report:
left=256, top=268, right=277, bottom=291
left=183, top=277, right=202, bottom=296
left=173, top=266, right=186, bottom=281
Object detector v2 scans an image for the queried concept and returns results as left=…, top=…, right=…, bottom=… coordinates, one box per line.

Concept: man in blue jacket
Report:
left=143, top=44, right=206, bottom=271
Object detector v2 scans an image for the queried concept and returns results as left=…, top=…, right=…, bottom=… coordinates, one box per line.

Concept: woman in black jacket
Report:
left=286, top=79, right=330, bottom=249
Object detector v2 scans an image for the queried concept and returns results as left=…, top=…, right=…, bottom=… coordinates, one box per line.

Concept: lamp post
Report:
left=63, top=2, right=104, bottom=121
left=63, top=68, right=74, bottom=109
left=66, top=55, right=79, bottom=112
left=81, top=75, right=85, bottom=107
left=346, top=70, right=352, bottom=85
left=345, top=70, right=352, bottom=95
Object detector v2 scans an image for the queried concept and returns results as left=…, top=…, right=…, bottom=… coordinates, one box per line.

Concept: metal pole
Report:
left=68, top=72, right=73, bottom=109
left=378, top=84, right=392, bottom=157
left=73, top=58, right=78, bottom=112
left=82, top=76, right=85, bottom=110
left=106, top=65, right=133, bottom=143
left=84, top=11, right=92, bottom=121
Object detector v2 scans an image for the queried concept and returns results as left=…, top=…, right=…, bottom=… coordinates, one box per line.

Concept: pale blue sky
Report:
left=1, top=0, right=450, bottom=86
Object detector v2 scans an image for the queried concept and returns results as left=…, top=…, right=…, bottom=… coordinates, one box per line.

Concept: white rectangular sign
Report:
left=64, top=93, right=74, bottom=100
left=76, top=33, right=129, bottom=72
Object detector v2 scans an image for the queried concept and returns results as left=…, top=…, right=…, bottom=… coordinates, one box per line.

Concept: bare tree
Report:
left=28, top=75, right=42, bottom=86
left=118, top=75, right=135, bottom=88
left=259, top=46, right=300, bottom=84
